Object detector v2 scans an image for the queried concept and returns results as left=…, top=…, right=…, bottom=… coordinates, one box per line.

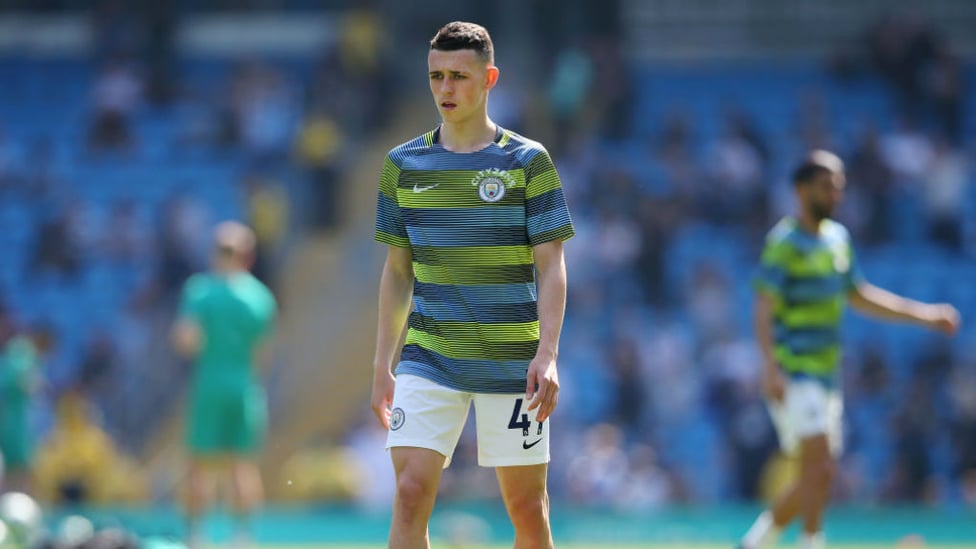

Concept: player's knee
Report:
left=506, top=491, right=551, bottom=532
left=394, top=474, right=436, bottom=514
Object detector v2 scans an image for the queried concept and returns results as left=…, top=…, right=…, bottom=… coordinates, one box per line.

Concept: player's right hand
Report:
left=371, top=367, right=396, bottom=430
left=927, top=303, right=961, bottom=336
left=761, top=361, right=785, bottom=403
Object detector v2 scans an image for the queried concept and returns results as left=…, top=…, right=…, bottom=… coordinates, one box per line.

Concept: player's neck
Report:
left=439, top=115, right=496, bottom=153
left=213, top=259, right=246, bottom=275
left=797, top=212, right=822, bottom=235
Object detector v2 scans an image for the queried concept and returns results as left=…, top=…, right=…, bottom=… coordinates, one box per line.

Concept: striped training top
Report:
left=753, top=217, right=865, bottom=382
left=375, top=126, right=575, bottom=393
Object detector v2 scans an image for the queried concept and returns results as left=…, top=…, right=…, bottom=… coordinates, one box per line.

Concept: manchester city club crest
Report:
left=390, top=407, right=405, bottom=431
left=472, top=168, right=517, bottom=203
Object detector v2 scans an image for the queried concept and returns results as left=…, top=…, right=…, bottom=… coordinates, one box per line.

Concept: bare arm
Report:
left=849, top=283, right=960, bottom=335
left=754, top=290, right=785, bottom=402
left=170, top=319, right=201, bottom=358
left=525, top=240, right=568, bottom=422
left=371, top=245, right=415, bottom=428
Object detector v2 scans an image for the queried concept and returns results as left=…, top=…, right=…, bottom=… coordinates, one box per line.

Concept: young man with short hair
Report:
left=372, top=21, right=574, bottom=549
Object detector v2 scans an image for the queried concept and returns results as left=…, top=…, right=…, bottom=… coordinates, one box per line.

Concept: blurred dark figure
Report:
left=103, top=199, right=151, bottom=265
left=608, top=337, right=646, bottom=430
left=0, top=126, right=22, bottom=192
left=921, top=136, right=967, bottom=250
left=884, top=376, right=938, bottom=502
left=293, top=102, right=343, bottom=230
left=77, top=332, right=118, bottom=415
left=847, top=125, right=894, bottom=244
left=242, top=173, right=290, bottom=288
left=87, top=59, right=144, bottom=152
left=31, top=210, right=82, bottom=279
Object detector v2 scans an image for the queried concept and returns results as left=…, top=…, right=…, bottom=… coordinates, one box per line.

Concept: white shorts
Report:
left=386, top=374, right=550, bottom=468
left=767, top=378, right=843, bottom=457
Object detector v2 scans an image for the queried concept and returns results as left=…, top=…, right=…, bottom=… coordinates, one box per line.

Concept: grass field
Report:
left=244, top=545, right=968, bottom=549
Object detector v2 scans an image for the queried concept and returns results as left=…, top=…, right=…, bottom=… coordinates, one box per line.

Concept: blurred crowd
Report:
left=0, top=4, right=389, bottom=504
left=0, top=4, right=974, bottom=515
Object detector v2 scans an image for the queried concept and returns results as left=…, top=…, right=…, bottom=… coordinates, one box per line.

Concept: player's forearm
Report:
left=753, top=293, right=777, bottom=366
left=849, top=283, right=935, bottom=326
left=373, top=263, right=414, bottom=372
left=534, top=253, right=568, bottom=361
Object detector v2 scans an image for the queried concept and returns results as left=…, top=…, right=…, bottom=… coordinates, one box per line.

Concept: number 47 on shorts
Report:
left=508, top=398, right=543, bottom=437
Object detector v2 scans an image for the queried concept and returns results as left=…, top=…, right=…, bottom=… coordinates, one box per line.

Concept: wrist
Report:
left=534, top=346, right=558, bottom=362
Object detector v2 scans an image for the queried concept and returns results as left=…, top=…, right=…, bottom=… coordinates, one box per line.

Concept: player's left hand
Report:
left=927, top=303, right=961, bottom=336
left=526, top=353, right=559, bottom=422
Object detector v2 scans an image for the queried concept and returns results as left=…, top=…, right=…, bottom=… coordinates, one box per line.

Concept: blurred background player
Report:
left=738, top=150, right=961, bottom=549
left=170, top=221, right=277, bottom=549
left=0, top=330, right=41, bottom=496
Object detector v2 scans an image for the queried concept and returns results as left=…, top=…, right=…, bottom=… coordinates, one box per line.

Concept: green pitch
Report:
left=252, top=545, right=968, bottom=549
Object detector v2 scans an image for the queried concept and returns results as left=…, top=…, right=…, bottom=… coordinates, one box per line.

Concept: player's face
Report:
left=428, top=48, right=498, bottom=124
left=802, top=170, right=845, bottom=221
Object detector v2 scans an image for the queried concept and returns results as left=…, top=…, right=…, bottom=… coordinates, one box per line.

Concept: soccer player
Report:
left=170, top=221, right=277, bottom=549
left=0, top=331, right=40, bottom=494
left=738, top=150, right=960, bottom=549
left=370, top=21, right=574, bottom=549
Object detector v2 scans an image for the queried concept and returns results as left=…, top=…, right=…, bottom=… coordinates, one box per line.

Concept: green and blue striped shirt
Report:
left=754, top=217, right=864, bottom=381
left=375, top=126, right=575, bottom=393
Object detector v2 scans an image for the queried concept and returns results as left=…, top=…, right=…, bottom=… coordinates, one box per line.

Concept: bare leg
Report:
left=185, top=460, right=216, bottom=549
left=496, top=464, right=553, bottom=549
left=229, top=458, right=264, bottom=548
left=389, top=447, right=446, bottom=549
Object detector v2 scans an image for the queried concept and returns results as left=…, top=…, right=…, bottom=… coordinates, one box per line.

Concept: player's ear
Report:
left=485, top=66, right=499, bottom=89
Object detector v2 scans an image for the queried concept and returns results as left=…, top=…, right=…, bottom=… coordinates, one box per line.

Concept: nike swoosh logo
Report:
left=413, top=184, right=439, bottom=193
left=522, top=438, right=543, bottom=450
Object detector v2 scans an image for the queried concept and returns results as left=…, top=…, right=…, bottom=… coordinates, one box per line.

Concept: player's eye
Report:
left=429, top=73, right=443, bottom=80
left=452, top=74, right=466, bottom=80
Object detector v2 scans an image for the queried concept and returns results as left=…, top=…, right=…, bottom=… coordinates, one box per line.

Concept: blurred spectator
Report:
left=87, top=59, right=144, bottom=152
left=546, top=43, right=593, bottom=153
left=155, top=192, right=211, bottom=299
left=103, top=199, right=152, bottom=265
left=924, top=46, right=965, bottom=143
left=847, top=124, right=894, bottom=243
left=76, top=332, right=118, bottom=417
left=34, top=390, right=147, bottom=504
left=230, top=61, right=298, bottom=163
left=607, top=338, right=646, bottom=431
left=30, top=210, right=82, bottom=280
left=243, top=173, right=290, bottom=287
left=293, top=104, right=343, bottom=230
left=879, top=116, right=934, bottom=184
left=19, top=137, right=65, bottom=203
left=921, top=136, right=968, bottom=250
left=0, top=127, right=22, bottom=192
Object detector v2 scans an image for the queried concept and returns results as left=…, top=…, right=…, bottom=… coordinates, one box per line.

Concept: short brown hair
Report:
left=429, top=21, right=493, bottom=63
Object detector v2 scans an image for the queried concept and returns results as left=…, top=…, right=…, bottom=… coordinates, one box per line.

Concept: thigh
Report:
left=772, top=379, right=841, bottom=457
left=473, top=393, right=549, bottom=467
left=387, top=374, right=472, bottom=467
left=495, top=462, right=549, bottom=506
left=187, top=386, right=226, bottom=455
left=227, top=384, right=268, bottom=454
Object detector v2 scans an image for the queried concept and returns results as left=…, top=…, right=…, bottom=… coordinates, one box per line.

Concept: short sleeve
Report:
left=374, top=154, right=409, bottom=248
left=178, top=275, right=207, bottom=321
left=845, top=242, right=866, bottom=290
left=752, top=240, right=788, bottom=297
left=524, top=148, right=575, bottom=246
